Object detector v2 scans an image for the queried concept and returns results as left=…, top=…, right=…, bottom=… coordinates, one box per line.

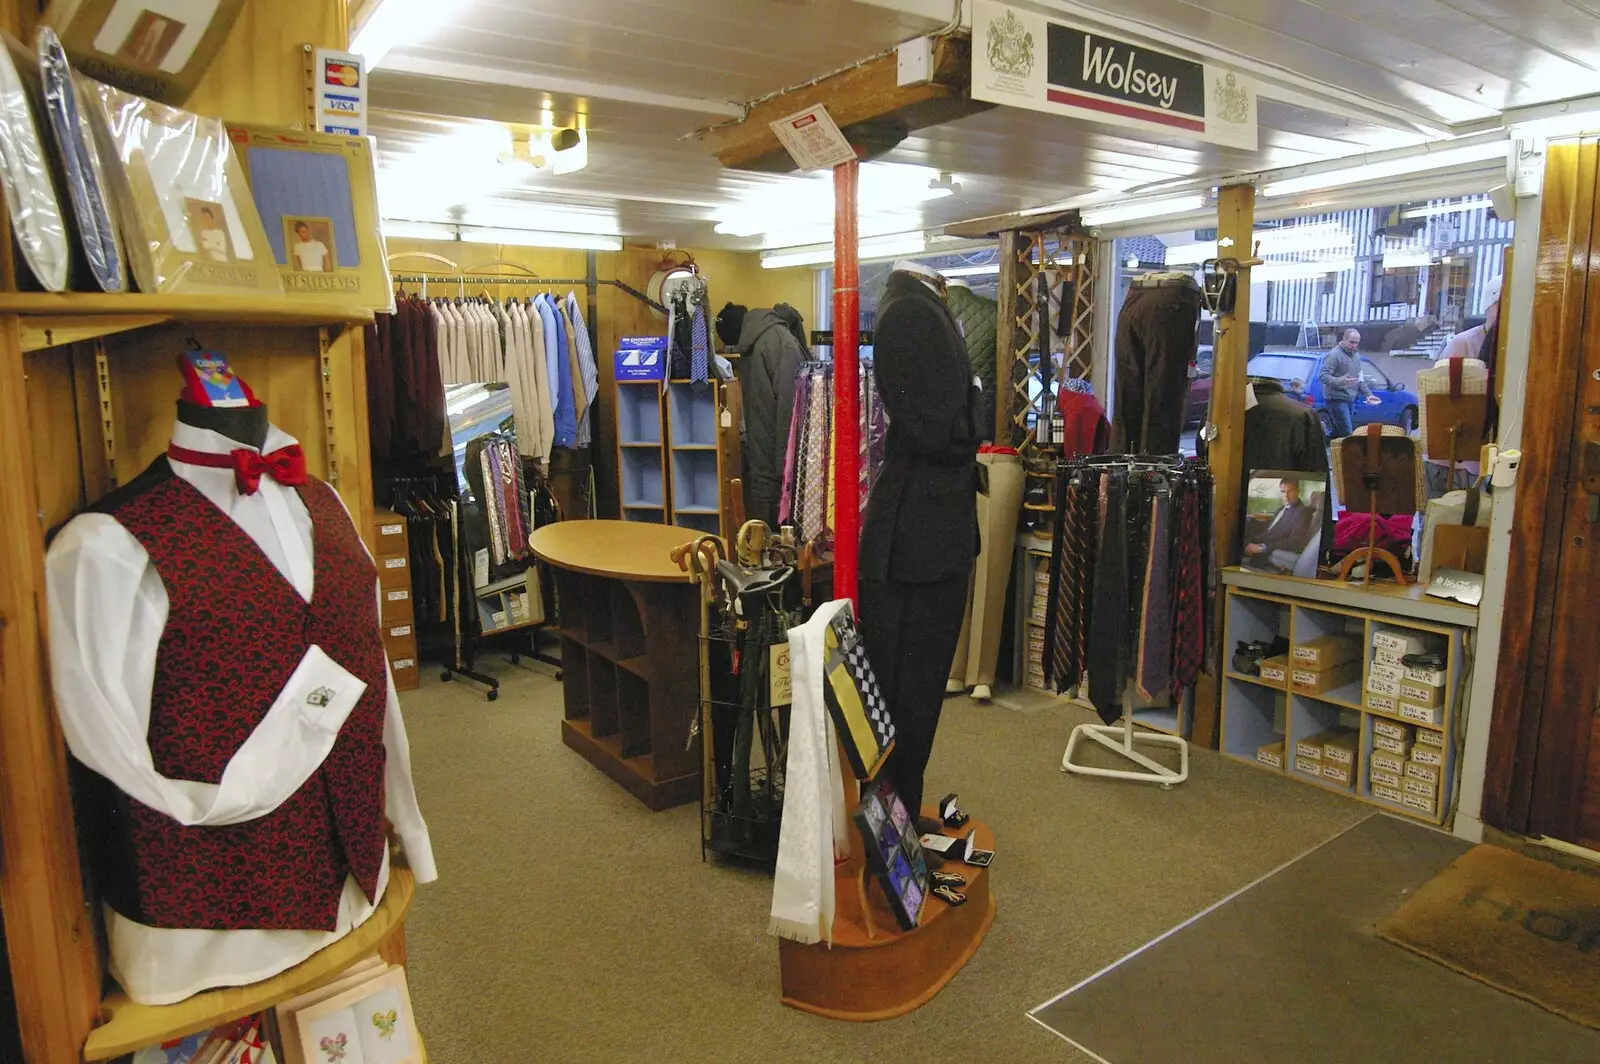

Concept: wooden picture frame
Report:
left=286, top=965, right=420, bottom=1064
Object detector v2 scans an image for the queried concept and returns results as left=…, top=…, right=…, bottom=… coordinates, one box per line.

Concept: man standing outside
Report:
left=1319, top=329, right=1381, bottom=438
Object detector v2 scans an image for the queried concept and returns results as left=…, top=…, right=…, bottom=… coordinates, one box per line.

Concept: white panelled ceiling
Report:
left=365, top=0, right=1600, bottom=248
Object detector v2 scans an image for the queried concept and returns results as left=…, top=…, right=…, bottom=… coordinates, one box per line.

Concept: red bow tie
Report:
left=168, top=443, right=308, bottom=495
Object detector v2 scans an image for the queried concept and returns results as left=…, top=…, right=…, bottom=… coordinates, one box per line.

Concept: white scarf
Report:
left=769, top=599, right=852, bottom=945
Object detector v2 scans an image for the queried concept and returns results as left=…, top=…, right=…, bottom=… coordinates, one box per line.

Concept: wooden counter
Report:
left=531, top=521, right=704, bottom=809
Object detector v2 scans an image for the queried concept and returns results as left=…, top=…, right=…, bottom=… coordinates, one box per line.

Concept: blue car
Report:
left=1245, top=352, right=1421, bottom=435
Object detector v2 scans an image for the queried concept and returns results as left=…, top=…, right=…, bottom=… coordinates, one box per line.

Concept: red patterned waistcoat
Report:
left=87, top=460, right=389, bottom=930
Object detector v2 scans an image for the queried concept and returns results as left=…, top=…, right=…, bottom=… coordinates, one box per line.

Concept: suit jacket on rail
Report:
left=860, top=271, right=982, bottom=584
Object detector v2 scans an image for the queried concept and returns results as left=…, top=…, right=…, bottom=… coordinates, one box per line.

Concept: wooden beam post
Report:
left=994, top=229, right=1022, bottom=444
left=1194, top=184, right=1255, bottom=749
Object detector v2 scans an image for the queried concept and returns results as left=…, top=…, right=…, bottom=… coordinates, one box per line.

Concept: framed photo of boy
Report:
left=285, top=215, right=335, bottom=273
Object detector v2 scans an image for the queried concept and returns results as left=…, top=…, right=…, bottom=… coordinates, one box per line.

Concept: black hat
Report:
left=715, top=303, right=748, bottom=348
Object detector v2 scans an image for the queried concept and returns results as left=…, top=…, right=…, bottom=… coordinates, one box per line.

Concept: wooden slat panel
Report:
left=0, top=317, right=102, bottom=1064
left=1483, top=139, right=1599, bottom=833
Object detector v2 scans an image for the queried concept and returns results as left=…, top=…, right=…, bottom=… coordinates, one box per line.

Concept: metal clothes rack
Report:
left=446, top=497, right=502, bottom=700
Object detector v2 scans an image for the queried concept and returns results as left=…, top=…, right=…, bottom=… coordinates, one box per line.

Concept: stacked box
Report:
left=1321, top=730, right=1359, bottom=767
left=1258, top=655, right=1289, bottom=688
left=1415, top=727, right=1444, bottom=749
left=1256, top=740, right=1285, bottom=770
left=1366, top=691, right=1399, bottom=715
left=372, top=508, right=418, bottom=692
left=1321, top=758, right=1355, bottom=789
left=1292, top=660, right=1362, bottom=697
left=1371, top=749, right=1407, bottom=777
left=1292, top=634, right=1363, bottom=670
left=1027, top=559, right=1050, bottom=688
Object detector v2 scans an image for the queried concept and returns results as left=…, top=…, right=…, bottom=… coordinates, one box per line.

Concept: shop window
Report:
left=1373, top=268, right=1420, bottom=306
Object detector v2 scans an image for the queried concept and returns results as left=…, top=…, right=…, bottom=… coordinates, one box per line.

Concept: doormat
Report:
left=1377, top=844, right=1600, bottom=1030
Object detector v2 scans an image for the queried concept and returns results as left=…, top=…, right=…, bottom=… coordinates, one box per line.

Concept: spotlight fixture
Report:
left=928, top=171, right=962, bottom=195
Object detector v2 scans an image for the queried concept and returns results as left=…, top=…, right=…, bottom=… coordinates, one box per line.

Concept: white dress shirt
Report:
left=46, top=421, right=437, bottom=1006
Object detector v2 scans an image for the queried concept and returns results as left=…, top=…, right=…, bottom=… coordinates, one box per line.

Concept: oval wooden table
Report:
left=531, top=520, right=705, bottom=810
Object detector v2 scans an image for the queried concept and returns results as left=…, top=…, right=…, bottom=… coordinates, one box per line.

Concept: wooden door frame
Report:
left=1482, top=138, right=1600, bottom=838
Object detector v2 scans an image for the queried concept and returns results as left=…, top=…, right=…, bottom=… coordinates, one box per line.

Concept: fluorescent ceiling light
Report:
left=1382, top=249, right=1433, bottom=269
left=1260, top=140, right=1507, bottom=198
left=940, top=264, right=1001, bottom=278
left=383, top=220, right=456, bottom=241
left=1401, top=198, right=1494, bottom=220
left=1080, top=195, right=1208, bottom=228
left=458, top=226, right=622, bottom=251
left=760, top=232, right=927, bottom=270
left=715, top=164, right=952, bottom=239
left=351, top=0, right=467, bottom=70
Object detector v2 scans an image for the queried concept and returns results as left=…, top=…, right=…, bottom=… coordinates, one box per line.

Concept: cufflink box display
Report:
left=41, top=0, right=246, bottom=105
left=80, top=78, right=284, bottom=295
left=226, top=123, right=393, bottom=311
left=1291, top=633, right=1362, bottom=670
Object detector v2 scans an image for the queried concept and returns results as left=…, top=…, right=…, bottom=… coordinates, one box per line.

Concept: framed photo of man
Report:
left=183, top=196, right=232, bottom=263
left=1242, top=470, right=1328, bottom=577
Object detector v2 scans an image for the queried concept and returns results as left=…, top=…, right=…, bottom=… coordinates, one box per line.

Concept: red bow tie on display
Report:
left=167, top=443, right=308, bottom=495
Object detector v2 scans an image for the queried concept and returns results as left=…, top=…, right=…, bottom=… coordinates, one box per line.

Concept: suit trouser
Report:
left=1112, top=282, right=1203, bottom=455
left=949, top=453, right=1026, bottom=688
left=861, top=572, right=971, bottom=819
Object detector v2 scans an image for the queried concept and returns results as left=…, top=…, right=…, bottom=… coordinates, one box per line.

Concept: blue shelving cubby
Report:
left=615, top=379, right=668, bottom=526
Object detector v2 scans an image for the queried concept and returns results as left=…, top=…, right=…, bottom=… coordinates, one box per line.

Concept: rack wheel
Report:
left=487, top=689, right=499, bottom=702
left=511, top=652, right=520, bottom=664
left=441, top=670, right=453, bottom=682
left=555, top=671, right=564, bottom=682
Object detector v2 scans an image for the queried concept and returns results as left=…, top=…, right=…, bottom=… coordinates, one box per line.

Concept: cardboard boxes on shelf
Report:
left=1293, top=634, right=1363, bottom=670
left=1292, top=660, right=1361, bottom=698
left=1371, top=749, right=1407, bottom=778
left=372, top=508, right=418, bottom=692
left=1257, top=740, right=1285, bottom=770
left=1321, top=731, right=1359, bottom=767
left=1258, top=656, right=1289, bottom=687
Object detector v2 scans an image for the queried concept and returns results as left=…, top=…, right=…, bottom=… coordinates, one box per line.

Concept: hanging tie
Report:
left=691, top=301, right=711, bottom=385
left=167, top=443, right=308, bottom=495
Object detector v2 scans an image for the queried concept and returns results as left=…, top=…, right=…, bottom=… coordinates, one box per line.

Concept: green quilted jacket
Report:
left=945, top=283, right=997, bottom=440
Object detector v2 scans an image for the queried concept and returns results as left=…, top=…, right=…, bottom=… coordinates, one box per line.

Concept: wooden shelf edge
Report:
left=2, top=292, right=374, bottom=343
left=83, top=865, right=415, bottom=1061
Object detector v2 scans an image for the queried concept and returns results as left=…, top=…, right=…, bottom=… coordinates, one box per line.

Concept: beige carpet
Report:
left=399, top=667, right=1369, bottom=1063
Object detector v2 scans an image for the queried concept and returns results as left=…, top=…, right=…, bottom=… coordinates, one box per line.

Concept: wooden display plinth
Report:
left=778, top=817, right=996, bottom=1021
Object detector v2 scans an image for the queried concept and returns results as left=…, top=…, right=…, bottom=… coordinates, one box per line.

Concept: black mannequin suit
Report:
left=859, top=268, right=982, bottom=820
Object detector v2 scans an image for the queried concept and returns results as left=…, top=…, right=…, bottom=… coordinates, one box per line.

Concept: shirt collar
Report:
left=170, top=419, right=298, bottom=458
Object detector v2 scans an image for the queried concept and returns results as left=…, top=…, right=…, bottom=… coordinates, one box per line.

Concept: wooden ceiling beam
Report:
left=699, top=34, right=992, bottom=172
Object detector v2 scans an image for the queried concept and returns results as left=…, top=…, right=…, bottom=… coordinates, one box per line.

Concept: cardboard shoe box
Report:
left=1321, top=730, right=1359, bottom=767
left=372, top=508, right=409, bottom=554
left=380, top=586, right=414, bottom=627
left=1399, top=700, right=1445, bottom=727
left=1373, top=718, right=1411, bottom=741
left=1406, top=760, right=1442, bottom=786
left=1403, top=790, right=1437, bottom=814
left=1292, top=634, right=1363, bottom=670
left=377, top=551, right=412, bottom=588
left=1321, top=759, right=1355, bottom=789
left=1258, top=655, right=1290, bottom=688
left=389, top=651, right=419, bottom=692
left=1373, top=733, right=1415, bottom=758
left=1371, top=750, right=1407, bottom=777
left=1294, top=756, right=1324, bottom=778
left=1372, top=627, right=1433, bottom=656
left=1373, top=782, right=1407, bottom=804
left=1366, top=692, right=1400, bottom=716
left=1415, top=727, right=1445, bottom=748
left=382, top=622, right=416, bottom=662
left=1411, top=745, right=1444, bottom=767
left=1296, top=730, right=1340, bottom=761
left=1404, top=663, right=1448, bottom=688
left=1399, top=680, right=1444, bottom=708
left=1372, top=645, right=1406, bottom=667
left=1257, top=740, right=1285, bottom=770
left=1292, top=660, right=1362, bottom=698
left=1370, top=768, right=1403, bottom=789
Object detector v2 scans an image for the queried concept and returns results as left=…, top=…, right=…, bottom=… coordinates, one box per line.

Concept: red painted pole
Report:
left=832, top=156, right=860, bottom=606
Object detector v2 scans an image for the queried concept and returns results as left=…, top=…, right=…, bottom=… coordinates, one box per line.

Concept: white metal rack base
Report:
left=1062, top=712, right=1189, bottom=788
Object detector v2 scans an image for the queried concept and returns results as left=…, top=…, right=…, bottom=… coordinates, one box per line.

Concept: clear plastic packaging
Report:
left=79, top=75, right=282, bottom=296
left=0, top=32, right=69, bottom=291
left=37, top=25, right=125, bottom=292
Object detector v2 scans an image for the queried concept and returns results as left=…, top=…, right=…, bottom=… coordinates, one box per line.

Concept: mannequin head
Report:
left=1483, top=276, right=1502, bottom=330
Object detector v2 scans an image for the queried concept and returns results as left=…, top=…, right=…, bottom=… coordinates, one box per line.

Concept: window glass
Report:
left=1110, top=196, right=1513, bottom=456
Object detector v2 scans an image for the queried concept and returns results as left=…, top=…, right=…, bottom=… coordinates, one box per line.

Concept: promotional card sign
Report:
left=972, top=0, right=1257, bottom=151
left=769, top=104, right=857, bottom=171
left=227, top=123, right=392, bottom=309
left=314, top=48, right=367, bottom=136
left=42, top=0, right=247, bottom=104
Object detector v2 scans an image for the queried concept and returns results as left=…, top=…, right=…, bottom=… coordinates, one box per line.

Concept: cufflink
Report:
left=932, top=885, right=967, bottom=906
left=306, top=686, right=336, bottom=707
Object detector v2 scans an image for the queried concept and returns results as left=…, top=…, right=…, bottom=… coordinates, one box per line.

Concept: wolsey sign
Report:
left=972, top=0, right=1257, bottom=152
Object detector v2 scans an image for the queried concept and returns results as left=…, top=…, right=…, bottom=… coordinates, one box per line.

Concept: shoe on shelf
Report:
left=944, top=679, right=966, bottom=694
left=971, top=684, right=992, bottom=701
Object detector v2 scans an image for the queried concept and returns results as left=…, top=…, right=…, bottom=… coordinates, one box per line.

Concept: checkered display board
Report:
left=823, top=610, right=896, bottom=779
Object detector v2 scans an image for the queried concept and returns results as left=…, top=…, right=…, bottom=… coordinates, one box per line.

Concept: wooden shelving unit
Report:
left=1219, top=573, right=1473, bottom=826
left=83, top=867, right=414, bottom=1062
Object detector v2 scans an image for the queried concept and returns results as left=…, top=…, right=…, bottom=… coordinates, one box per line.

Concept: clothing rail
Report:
left=391, top=272, right=667, bottom=314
